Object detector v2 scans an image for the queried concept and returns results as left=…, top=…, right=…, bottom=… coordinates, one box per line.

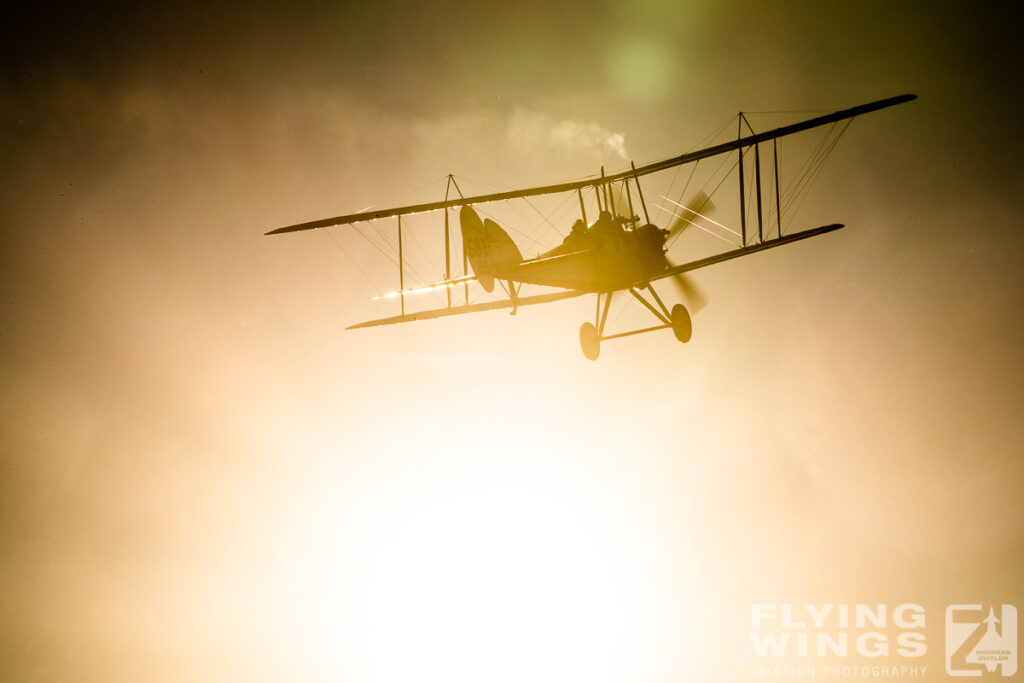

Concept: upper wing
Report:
left=266, top=94, right=915, bottom=235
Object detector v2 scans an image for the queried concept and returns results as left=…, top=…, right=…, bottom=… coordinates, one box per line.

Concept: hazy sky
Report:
left=2, top=2, right=1023, bottom=682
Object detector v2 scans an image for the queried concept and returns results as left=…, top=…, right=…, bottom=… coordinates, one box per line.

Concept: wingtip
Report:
left=889, top=93, right=917, bottom=105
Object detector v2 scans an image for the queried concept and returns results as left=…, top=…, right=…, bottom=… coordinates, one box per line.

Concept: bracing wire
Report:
left=354, top=223, right=399, bottom=267
left=522, top=192, right=576, bottom=243
left=655, top=116, right=734, bottom=225
left=665, top=153, right=741, bottom=250
left=321, top=226, right=391, bottom=305
left=781, top=119, right=853, bottom=223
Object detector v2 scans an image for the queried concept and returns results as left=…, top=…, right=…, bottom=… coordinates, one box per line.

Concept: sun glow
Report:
left=358, top=480, right=629, bottom=682
left=249, top=410, right=709, bottom=683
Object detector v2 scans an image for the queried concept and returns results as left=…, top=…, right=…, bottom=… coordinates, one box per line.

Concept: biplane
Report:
left=267, top=94, right=915, bottom=359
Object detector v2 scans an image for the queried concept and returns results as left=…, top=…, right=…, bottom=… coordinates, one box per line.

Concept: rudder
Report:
left=460, top=205, right=523, bottom=292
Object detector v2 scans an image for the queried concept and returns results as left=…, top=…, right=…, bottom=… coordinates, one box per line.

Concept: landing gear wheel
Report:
left=670, top=304, right=692, bottom=343
left=579, top=322, right=600, bottom=360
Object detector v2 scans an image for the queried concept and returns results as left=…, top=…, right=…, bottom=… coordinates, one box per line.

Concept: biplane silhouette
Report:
left=268, top=94, right=915, bottom=359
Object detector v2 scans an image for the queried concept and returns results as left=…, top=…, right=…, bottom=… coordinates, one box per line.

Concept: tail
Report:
left=460, top=206, right=523, bottom=292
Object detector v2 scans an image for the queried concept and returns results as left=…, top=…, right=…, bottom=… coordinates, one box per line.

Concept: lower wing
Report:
left=348, top=290, right=586, bottom=329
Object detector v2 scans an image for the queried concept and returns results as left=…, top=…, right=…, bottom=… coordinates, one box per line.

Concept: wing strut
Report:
left=738, top=118, right=747, bottom=246
left=397, top=216, right=404, bottom=316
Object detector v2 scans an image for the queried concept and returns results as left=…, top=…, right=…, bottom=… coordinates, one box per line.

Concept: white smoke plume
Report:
left=506, top=108, right=628, bottom=161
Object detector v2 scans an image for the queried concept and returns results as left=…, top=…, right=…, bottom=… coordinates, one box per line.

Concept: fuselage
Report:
left=499, top=219, right=671, bottom=292
left=460, top=204, right=671, bottom=293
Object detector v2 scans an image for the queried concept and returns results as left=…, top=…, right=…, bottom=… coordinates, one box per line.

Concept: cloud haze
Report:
left=2, top=2, right=1023, bottom=682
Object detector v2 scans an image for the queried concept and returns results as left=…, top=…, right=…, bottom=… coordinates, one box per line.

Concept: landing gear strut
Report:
left=578, top=286, right=692, bottom=360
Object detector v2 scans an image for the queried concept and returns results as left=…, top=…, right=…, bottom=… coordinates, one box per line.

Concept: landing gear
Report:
left=670, top=303, right=692, bottom=343
left=579, top=322, right=600, bottom=361
left=577, top=286, right=693, bottom=359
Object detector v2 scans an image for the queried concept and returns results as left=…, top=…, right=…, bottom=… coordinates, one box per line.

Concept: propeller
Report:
left=665, top=256, right=708, bottom=314
left=663, top=190, right=714, bottom=313
left=669, top=190, right=715, bottom=238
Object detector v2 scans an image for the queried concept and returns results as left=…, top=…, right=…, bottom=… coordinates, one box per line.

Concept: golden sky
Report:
left=2, top=2, right=1022, bottom=681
